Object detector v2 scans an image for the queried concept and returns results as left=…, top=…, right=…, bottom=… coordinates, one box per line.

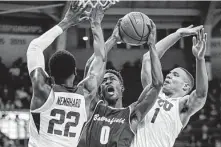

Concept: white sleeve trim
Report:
left=27, top=25, right=63, bottom=75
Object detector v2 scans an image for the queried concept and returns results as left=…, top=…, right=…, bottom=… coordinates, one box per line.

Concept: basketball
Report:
left=119, top=12, right=151, bottom=46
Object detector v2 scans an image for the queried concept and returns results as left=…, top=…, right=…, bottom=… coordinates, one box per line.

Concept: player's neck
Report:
left=62, top=77, right=75, bottom=87
left=161, top=91, right=183, bottom=98
left=104, top=100, right=118, bottom=108
left=64, top=80, right=74, bottom=87
left=55, top=75, right=75, bottom=87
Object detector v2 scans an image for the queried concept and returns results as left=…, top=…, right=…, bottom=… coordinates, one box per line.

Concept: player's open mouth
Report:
left=106, top=86, right=115, bottom=95
left=164, top=79, right=170, bottom=85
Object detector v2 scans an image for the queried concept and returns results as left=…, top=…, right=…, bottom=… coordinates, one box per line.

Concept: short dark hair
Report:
left=178, top=67, right=194, bottom=92
left=105, top=69, right=124, bottom=92
left=48, top=50, right=76, bottom=81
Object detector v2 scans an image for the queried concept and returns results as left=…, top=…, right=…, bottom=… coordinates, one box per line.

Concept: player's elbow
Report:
left=29, top=38, right=39, bottom=47
left=196, top=90, right=208, bottom=98
left=31, top=75, right=45, bottom=92
left=27, top=38, right=40, bottom=53
left=151, top=80, right=163, bottom=90
left=152, top=76, right=163, bottom=89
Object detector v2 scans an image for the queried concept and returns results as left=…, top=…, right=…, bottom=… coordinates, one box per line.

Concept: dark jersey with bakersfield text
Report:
left=78, top=100, right=134, bottom=147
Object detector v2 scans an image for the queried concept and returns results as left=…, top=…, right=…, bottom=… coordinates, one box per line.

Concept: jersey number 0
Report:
left=47, top=108, right=80, bottom=137
left=100, top=126, right=110, bottom=144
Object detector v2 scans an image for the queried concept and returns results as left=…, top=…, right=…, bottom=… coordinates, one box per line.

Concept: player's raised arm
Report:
left=83, top=13, right=122, bottom=80
left=79, top=3, right=110, bottom=98
left=27, top=1, right=88, bottom=110
left=130, top=20, right=163, bottom=128
left=141, top=25, right=203, bottom=88
left=181, top=28, right=208, bottom=126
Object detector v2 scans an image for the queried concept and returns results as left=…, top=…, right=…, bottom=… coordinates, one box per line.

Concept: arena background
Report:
left=0, top=1, right=220, bottom=147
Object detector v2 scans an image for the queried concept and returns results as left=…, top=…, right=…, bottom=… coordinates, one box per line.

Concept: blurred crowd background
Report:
left=0, top=1, right=221, bottom=147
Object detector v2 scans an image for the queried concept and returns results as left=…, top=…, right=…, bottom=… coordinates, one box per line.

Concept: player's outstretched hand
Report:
left=146, top=19, right=156, bottom=46
left=176, top=25, right=203, bottom=38
left=59, top=1, right=89, bottom=30
left=89, top=3, right=104, bottom=24
left=192, top=28, right=207, bottom=60
left=86, top=1, right=114, bottom=24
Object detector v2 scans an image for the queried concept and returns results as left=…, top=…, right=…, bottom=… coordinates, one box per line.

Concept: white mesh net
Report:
left=81, top=0, right=119, bottom=8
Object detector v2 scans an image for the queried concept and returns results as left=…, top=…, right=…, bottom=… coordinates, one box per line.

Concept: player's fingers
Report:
left=79, top=16, right=89, bottom=22
left=149, top=19, right=156, bottom=32
left=116, top=18, right=122, bottom=26
left=71, top=0, right=77, bottom=7
left=194, top=25, right=203, bottom=31
left=201, top=28, right=204, bottom=41
left=74, top=0, right=84, bottom=12
left=81, top=10, right=89, bottom=18
left=204, top=33, right=207, bottom=42
left=186, top=25, right=194, bottom=29
left=73, top=0, right=80, bottom=9
left=83, top=10, right=90, bottom=17
left=199, top=39, right=207, bottom=57
left=80, top=2, right=89, bottom=14
left=198, top=28, right=202, bottom=41
left=192, top=36, right=197, bottom=46
left=103, top=1, right=113, bottom=11
left=70, top=1, right=77, bottom=10
left=71, top=0, right=80, bottom=11
left=197, top=30, right=201, bottom=41
left=78, top=0, right=83, bottom=7
left=191, top=25, right=203, bottom=36
left=76, top=1, right=84, bottom=12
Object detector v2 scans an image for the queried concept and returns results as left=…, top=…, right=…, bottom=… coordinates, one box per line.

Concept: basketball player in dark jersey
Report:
left=27, top=1, right=109, bottom=147
left=78, top=9, right=164, bottom=147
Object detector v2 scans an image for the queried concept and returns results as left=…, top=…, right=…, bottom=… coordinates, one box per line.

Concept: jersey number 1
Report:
left=47, top=108, right=80, bottom=137
left=100, top=126, right=110, bottom=144
left=151, top=108, right=160, bottom=123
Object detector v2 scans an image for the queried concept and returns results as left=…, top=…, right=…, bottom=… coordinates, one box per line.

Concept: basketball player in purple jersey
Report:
left=27, top=1, right=109, bottom=147
left=78, top=6, right=164, bottom=147
left=130, top=27, right=208, bottom=147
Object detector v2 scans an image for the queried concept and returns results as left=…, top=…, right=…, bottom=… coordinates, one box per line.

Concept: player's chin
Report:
left=106, top=93, right=119, bottom=101
left=162, top=85, right=170, bottom=92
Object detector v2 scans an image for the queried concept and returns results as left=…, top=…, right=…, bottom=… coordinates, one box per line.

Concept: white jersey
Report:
left=29, top=84, right=87, bottom=147
left=131, top=93, right=185, bottom=147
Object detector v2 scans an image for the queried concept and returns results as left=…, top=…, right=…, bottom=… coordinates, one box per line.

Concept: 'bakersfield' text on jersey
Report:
left=78, top=100, right=134, bottom=147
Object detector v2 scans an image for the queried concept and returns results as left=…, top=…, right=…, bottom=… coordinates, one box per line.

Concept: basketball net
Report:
left=81, top=0, right=119, bottom=8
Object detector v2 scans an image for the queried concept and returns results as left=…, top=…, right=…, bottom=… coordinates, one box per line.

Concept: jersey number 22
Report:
left=47, top=108, right=80, bottom=137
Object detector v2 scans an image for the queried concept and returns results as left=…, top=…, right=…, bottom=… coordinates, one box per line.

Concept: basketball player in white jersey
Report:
left=27, top=1, right=109, bottom=147
left=130, top=25, right=208, bottom=147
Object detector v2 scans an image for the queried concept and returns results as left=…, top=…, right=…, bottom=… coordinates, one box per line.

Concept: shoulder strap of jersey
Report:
left=128, top=106, right=136, bottom=135
left=84, top=100, right=104, bottom=126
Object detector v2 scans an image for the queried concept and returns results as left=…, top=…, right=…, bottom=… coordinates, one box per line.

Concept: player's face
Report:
left=162, top=68, right=189, bottom=95
left=101, top=73, right=122, bottom=101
